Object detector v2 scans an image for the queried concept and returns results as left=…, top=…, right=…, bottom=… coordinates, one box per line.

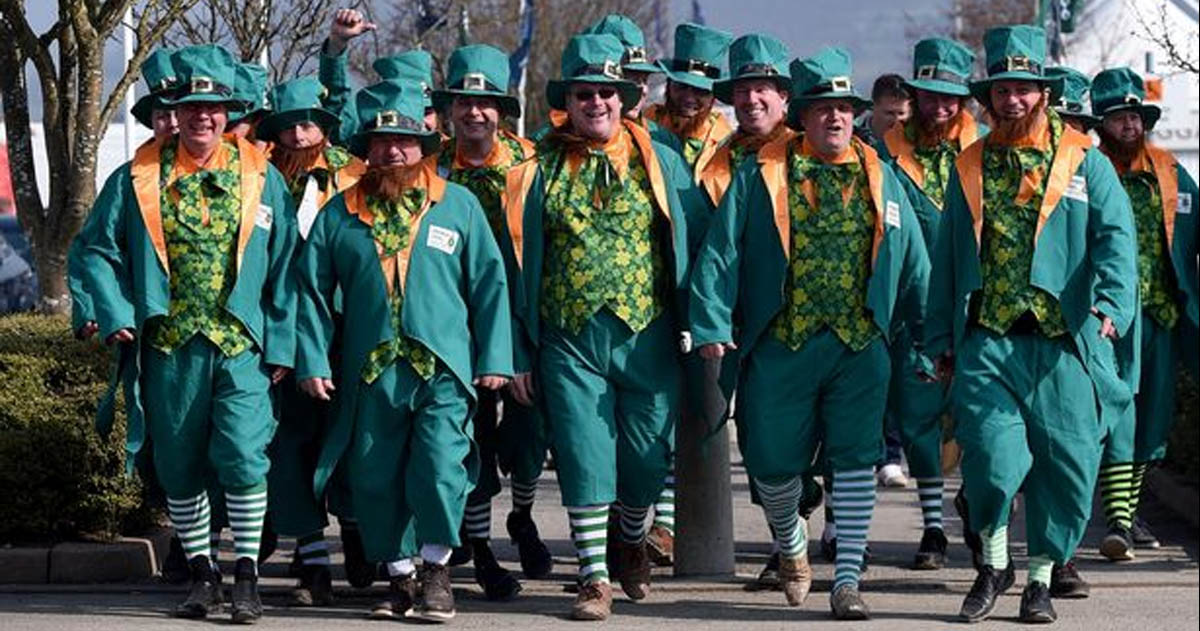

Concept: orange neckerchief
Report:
left=168, top=140, right=232, bottom=184
left=565, top=126, right=633, bottom=181
left=797, top=135, right=860, bottom=210
left=452, top=132, right=513, bottom=170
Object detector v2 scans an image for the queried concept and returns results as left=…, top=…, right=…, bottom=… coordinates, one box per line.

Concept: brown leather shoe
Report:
left=614, top=541, right=652, bottom=601
left=645, top=525, right=674, bottom=566
left=571, top=581, right=613, bottom=621
left=778, top=554, right=812, bottom=606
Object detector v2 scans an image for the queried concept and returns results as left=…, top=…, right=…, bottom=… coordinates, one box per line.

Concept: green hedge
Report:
left=0, top=314, right=153, bottom=544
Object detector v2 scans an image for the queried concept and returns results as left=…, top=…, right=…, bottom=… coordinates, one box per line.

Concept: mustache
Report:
left=358, top=163, right=426, bottom=199
left=270, top=143, right=326, bottom=183
left=914, top=109, right=964, bottom=146
left=664, top=93, right=714, bottom=138
left=1098, top=128, right=1143, bottom=164
left=987, top=94, right=1049, bottom=145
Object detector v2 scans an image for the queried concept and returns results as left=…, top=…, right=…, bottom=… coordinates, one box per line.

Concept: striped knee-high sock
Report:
left=296, top=530, right=330, bottom=566
left=755, top=476, right=808, bottom=558
left=831, top=469, right=876, bottom=589
left=980, top=524, right=1009, bottom=569
left=568, top=505, right=609, bottom=584
left=511, top=478, right=538, bottom=511
left=209, top=529, right=222, bottom=560
left=916, top=478, right=944, bottom=531
left=1099, top=462, right=1134, bottom=530
left=652, top=475, right=676, bottom=536
left=167, top=493, right=212, bottom=561
left=1128, top=462, right=1148, bottom=519
left=619, top=503, right=651, bottom=544
left=464, top=500, right=492, bottom=540
left=1028, top=554, right=1053, bottom=586
left=226, top=484, right=268, bottom=564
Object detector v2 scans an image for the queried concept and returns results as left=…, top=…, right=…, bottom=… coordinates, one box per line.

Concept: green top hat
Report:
left=165, top=44, right=246, bottom=110
left=256, top=76, right=341, bottom=144
left=1091, top=66, right=1162, bottom=130
left=131, top=48, right=179, bottom=129
left=786, top=47, right=871, bottom=129
left=373, top=51, right=435, bottom=108
left=906, top=37, right=974, bottom=97
left=227, top=62, right=269, bottom=124
left=545, top=34, right=642, bottom=114
left=1045, top=66, right=1098, bottom=126
left=431, top=44, right=521, bottom=119
left=349, top=79, right=441, bottom=159
left=584, top=14, right=661, bottom=75
left=657, top=22, right=733, bottom=93
left=712, top=34, right=791, bottom=105
left=968, top=25, right=1063, bottom=106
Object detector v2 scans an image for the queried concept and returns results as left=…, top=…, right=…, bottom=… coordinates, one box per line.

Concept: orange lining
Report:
left=886, top=110, right=981, bottom=210
left=625, top=119, right=673, bottom=226
left=1144, top=142, right=1180, bottom=249
left=234, top=137, right=268, bottom=273
left=1036, top=127, right=1091, bottom=243
left=131, top=139, right=169, bottom=275
left=504, top=159, right=539, bottom=270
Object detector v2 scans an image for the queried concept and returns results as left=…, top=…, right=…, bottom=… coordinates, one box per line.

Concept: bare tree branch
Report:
left=1130, top=0, right=1199, bottom=75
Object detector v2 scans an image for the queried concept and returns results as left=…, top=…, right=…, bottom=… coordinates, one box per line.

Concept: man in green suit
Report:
left=75, top=44, right=298, bottom=623
left=294, top=78, right=512, bottom=623
left=926, top=25, right=1138, bottom=624
left=690, top=48, right=930, bottom=620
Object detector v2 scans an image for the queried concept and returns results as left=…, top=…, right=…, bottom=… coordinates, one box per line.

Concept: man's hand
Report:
left=268, top=365, right=292, bottom=385
left=508, top=372, right=536, bottom=406
left=1092, top=306, right=1118, bottom=340
left=75, top=321, right=99, bottom=341
left=698, top=342, right=737, bottom=360
left=300, top=377, right=336, bottom=401
left=474, top=374, right=510, bottom=391
left=105, top=328, right=135, bottom=346
left=328, top=8, right=376, bottom=55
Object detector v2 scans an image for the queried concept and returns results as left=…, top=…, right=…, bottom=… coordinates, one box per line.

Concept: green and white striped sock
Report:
left=567, top=505, right=609, bottom=584
left=226, top=483, right=268, bottom=566
left=755, top=476, right=808, bottom=558
left=167, top=492, right=211, bottom=561
left=915, top=478, right=944, bottom=531
left=980, top=524, right=1009, bottom=569
left=1099, top=462, right=1134, bottom=530
left=1028, top=554, right=1053, bottom=586
left=652, top=474, right=676, bottom=536
left=831, top=469, right=875, bottom=589
left=296, top=530, right=330, bottom=566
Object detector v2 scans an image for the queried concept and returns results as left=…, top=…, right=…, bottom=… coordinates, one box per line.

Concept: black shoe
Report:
left=507, top=509, right=554, bottom=579
left=1100, top=526, right=1135, bottom=561
left=1130, top=517, right=1161, bottom=549
left=448, top=525, right=473, bottom=567
left=829, top=583, right=871, bottom=620
left=1019, top=580, right=1057, bottom=623
left=174, top=555, right=223, bottom=619
left=913, top=527, right=948, bottom=570
left=230, top=558, right=263, bottom=624
left=414, top=562, right=456, bottom=622
left=472, top=539, right=522, bottom=601
left=954, top=488, right=984, bottom=572
left=798, top=475, right=825, bottom=520
left=751, top=552, right=781, bottom=590
left=162, top=535, right=191, bottom=584
left=340, top=524, right=375, bottom=589
left=959, top=563, right=1015, bottom=623
left=1050, top=560, right=1089, bottom=599
left=291, top=563, right=334, bottom=607
left=370, top=573, right=417, bottom=619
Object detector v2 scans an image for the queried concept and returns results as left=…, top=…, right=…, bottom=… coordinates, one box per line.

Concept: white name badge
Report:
left=296, top=176, right=321, bottom=239
left=255, top=203, right=273, bottom=230
left=885, top=200, right=901, bottom=228
left=426, top=225, right=460, bottom=254
left=1178, top=192, right=1192, bottom=214
left=1065, top=175, right=1088, bottom=203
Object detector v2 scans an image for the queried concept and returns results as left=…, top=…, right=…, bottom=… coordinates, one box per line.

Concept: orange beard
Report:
left=663, top=93, right=714, bottom=139
left=358, top=163, right=425, bottom=200
left=1099, top=128, right=1143, bottom=169
left=730, top=121, right=789, bottom=154
left=987, top=94, right=1050, bottom=146
left=915, top=109, right=963, bottom=147
left=270, top=144, right=326, bottom=183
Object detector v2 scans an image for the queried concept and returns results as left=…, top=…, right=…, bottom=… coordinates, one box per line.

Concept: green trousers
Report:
left=738, top=331, right=889, bottom=482
left=887, top=327, right=950, bottom=479
left=349, top=361, right=475, bottom=562
left=468, top=387, right=548, bottom=503
left=954, top=328, right=1101, bottom=563
left=538, top=309, right=679, bottom=508
left=1133, top=316, right=1181, bottom=463
left=141, top=337, right=275, bottom=499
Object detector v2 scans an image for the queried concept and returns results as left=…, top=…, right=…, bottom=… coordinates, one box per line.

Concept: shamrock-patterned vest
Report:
left=770, top=139, right=880, bottom=352
left=149, top=138, right=256, bottom=356
left=1121, top=160, right=1180, bottom=329
left=438, top=131, right=532, bottom=240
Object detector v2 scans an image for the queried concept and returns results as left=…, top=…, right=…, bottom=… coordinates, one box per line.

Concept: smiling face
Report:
left=367, top=134, right=424, bottom=167
left=277, top=120, right=327, bottom=150
left=666, top=80, right=714, bottom=118
left=801, top=99, right=856, bottom=158
left=176, top=102, right=228, bottom=156
left=151, top=108, right=179, bottom=141
left=450, top=95, right=501, bottom=143
left=732, top=78, right=787, bottom=136
left=915, top=89, right=961, bottom=126
left=989, top=80, right=1047, bottom=121
left=566, top=81, right=622, bottom=141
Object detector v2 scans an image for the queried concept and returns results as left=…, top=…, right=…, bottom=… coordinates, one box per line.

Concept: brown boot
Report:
left=778, top=554, right=812, bottom=606
left=645, top=525, right=674, bottom=567
left=614, top=541, right=651, bottom=601
left=571, top=581, right=613, bottom=621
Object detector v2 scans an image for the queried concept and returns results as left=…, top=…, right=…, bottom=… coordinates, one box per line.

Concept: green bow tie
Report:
left=370, top=189, right=428, bottom=257
left=585, top=149, right=622, bottom=209
left=175, top=168, right=238, bottom=199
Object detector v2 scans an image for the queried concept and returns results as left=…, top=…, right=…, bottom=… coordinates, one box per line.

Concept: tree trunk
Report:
left=32, top=246, right=70, bottom=314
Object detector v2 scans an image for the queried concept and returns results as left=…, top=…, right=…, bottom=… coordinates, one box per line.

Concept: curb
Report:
left=0, top=528, right=172, bottom=585
left=1145, top=467, right=1200, bottom=530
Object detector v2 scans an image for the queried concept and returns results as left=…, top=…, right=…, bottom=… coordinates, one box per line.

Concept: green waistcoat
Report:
left=149, top=139, right=256, bottom=356
left=1124, top=170, right=1180, bottom=329
left=539, top=146, right=669, bottom=335
left=975, top=116, right=1068, bottom=338
left=770, top=147, right=879, bottom=351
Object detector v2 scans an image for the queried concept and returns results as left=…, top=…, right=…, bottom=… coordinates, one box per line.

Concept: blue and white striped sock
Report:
left=464, top=500, right=492, bottom=540
left=755, top=476, right=808, bottom=558
left=831, top=469, right=876, bottom=589
left=916, top=477, right=944, bottom=531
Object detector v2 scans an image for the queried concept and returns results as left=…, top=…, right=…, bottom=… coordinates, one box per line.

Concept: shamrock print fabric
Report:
left=1124, top=170, right=1179, bottom=329
left=439, top=133, right=526, bottom=240
left=908, top=124, right=959, bottom=209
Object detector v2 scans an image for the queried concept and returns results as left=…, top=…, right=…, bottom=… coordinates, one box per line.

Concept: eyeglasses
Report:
left=572, top=87, right=618, bottom=102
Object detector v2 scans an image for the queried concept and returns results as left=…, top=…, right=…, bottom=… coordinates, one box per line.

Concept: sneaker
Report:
left=230, top=557, right=263, bottom=624
left=1050, top=560, right=1090, bottom=599
left=751, top=552, right=781, bottom=591
left=1130, top=517, right=1161, bottom=549
left=877, top=463, right=908, bottom=488
left=1019, top=580, right=1057, bottom=624
left=571, top=581, right=613, bottom=621
left=413, top=562, right=456, bottom=622
left=369, top=573, right=417, bottom=619
left=174, top=555, right=223, bottom=619
left=472, top=540, right=522, bottom=601
left=162, top=535, right=191, bottom=584
left=958, top=563, right=1015, bottom=623
left=1100, top=526, right=1135, bottom=561
left=779, top=554, right=812, bottom=606
left=913, top=527, right=948, bottom=570
left=645, top=524, right=674, bottom=567
left=829, top=583, right=871, bottom=620
left=290, top=564, right=334, bottom=607
left=341, top=524, right=376, bottom=589
left=506, top=509, right=554, bottom=579
left=614, top=540, right=652, bottom=601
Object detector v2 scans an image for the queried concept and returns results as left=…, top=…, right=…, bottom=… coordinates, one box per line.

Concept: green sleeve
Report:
left=1175, top=164, right=1199, bottom=327
left=688, top=160, right=751, bottom=346
left=79, top=165, right=136, bottom=339
left=505, top=170, right=545, bottom=374
left=67, top=234, right=95, bottom=333
left=1083, top=150, right=1139, bottom=337
left=294, top=196, right=339, bottom=380
left=656, top=141, right=705, bottom=259
left=319, top=39, right=358, bottom=148
left=262, top=167, right=299, bottom=368
left=894, top=177, right=931, bottom=345
left=463, top=195, right=515, bottom=378
left=924, top=168, right=963, bottom=357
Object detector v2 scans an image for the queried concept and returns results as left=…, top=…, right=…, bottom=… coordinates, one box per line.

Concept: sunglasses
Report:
left=572, top=87, right=618, bottom=102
